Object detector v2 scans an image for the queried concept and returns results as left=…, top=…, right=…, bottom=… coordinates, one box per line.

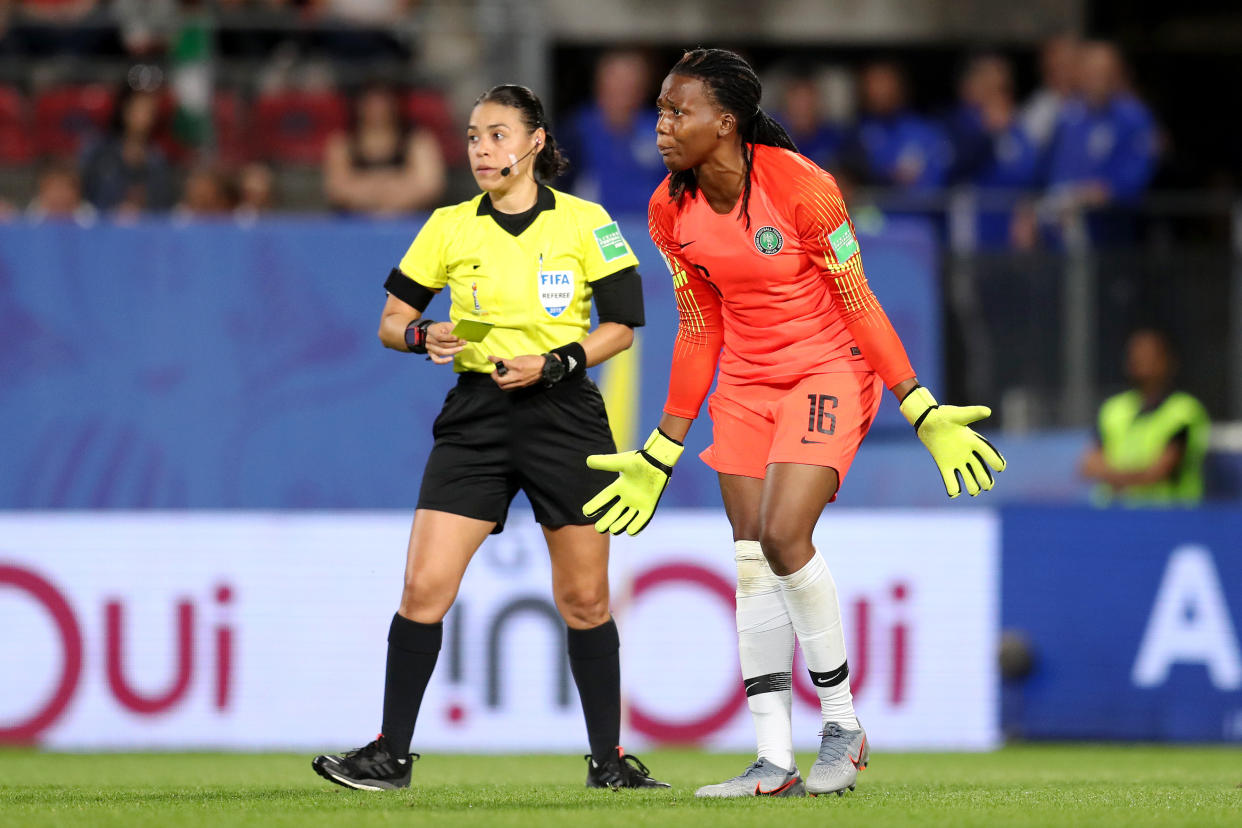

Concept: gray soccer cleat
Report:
left=695, top=757, right=805, bottom=798
left=805, top=721, right=868, bottom=796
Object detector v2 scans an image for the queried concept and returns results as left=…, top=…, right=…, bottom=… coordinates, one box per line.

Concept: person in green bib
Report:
left=1080, top=328, right=1210, bottom=505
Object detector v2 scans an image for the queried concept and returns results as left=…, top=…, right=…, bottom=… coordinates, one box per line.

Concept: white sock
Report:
left=775, top=549, right=859, bottom=729
left=734, top=540, right=795, bottom=770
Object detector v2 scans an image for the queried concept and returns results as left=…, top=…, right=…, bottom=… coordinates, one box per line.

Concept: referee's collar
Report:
left=477, top=184, right=556, bottom=236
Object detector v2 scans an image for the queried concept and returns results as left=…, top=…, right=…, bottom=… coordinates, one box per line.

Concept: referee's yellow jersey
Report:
left=393, top=186, right=640, bottom=373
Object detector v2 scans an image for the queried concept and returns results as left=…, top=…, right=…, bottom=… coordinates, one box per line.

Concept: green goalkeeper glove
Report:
left=899, top=386, right=1007, bottom=498
left=583, top=428, right=684, bottom=535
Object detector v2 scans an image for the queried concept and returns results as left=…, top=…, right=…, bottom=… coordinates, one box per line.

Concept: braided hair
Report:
left=474, top=84, right=570, bottom=182
left=666, top=48, right=797, bottom=228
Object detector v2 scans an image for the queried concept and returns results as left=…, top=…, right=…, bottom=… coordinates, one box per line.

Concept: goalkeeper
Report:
left=583, top=48, right=1005, bottom=799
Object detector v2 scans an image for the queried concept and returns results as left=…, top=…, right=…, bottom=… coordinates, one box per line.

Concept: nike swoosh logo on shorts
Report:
left=801, top=436, right=826, bottom=444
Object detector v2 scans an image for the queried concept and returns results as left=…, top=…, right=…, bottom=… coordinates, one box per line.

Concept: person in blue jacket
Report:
left=946, top=54, right=1040, bottom=247
left=775, top=70, right=845, bottom=172
left=561, top=48, right=668, bottom=216
left=1042, top=42, right=1159, bottom=244
left=847, top=60, right=952, bottom=192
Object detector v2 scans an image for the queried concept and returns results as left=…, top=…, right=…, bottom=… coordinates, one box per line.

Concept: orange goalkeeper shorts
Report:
left=700, top=371, right=884, bottom=486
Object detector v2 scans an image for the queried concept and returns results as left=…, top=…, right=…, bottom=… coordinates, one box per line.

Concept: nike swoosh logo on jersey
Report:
left=678, top=240, right=696, bottom=249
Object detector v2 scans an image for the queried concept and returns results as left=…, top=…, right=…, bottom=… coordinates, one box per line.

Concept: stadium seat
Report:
left=33, top=85, right=114, bottom=158
left=213, top=92, right=250, bottom=165
left=150, top=92, right=189, bottom=163
left=0, top=87, right=34, bottom=164
left=405, top=88, right=462, bottom=164
left=252, top=91, right=348, bottom=165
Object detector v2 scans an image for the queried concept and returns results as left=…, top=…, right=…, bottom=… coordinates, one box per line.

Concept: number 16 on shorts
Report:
left=806, top=393, right=838, bottom=440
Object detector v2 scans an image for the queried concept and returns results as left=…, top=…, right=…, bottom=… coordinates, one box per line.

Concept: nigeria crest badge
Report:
left=754, top=225, right=784, bottom=255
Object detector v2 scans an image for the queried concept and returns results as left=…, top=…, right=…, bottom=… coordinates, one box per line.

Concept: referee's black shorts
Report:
left=417, top=372, right=618, bottom=533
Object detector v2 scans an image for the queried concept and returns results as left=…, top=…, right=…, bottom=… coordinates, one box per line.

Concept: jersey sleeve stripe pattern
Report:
left=665, top=252, right=712, bottom=346
left=650, top=195, right=724, bottom=419
left=794, top=175, right=916, bottom=388
left=832, top=269, right=881, bottom=318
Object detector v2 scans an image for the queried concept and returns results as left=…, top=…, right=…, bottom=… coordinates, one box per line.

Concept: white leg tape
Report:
left=735, top=539, right=780, bottom=599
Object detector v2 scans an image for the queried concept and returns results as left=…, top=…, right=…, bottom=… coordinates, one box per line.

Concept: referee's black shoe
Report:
left=585, top=747, right=671, bottom=789
left=312, top=735, right=416, bottom=791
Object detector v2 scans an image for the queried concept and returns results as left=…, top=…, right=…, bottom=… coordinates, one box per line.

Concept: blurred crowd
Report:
left=0, top=0, right=448, bottom=224
left=0, top=7, right=1163, bottom=249
left=0, top=1, right=422, bottom=62
left=563, top=38, right=1161, bottom=249
left=0, top=72, right=450, bottom=225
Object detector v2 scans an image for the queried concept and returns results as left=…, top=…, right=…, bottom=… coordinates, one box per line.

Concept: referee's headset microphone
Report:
left=499, top=139, right=541, bottom=177
left=490, top=137, right=541, bottom=377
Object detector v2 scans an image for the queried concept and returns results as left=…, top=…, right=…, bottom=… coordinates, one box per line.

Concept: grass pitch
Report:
left=2, top=745, right=1239, bottom=827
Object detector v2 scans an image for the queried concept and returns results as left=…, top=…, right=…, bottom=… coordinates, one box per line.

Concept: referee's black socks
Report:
left=567, top=618, right=622, bottom=764
left=381, top=613, right=442, bottom=757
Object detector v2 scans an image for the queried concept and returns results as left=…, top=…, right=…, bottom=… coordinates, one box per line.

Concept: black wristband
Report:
left=549, top=341, right=587, bottom=380
left=404, top=318, right=434, bottom=354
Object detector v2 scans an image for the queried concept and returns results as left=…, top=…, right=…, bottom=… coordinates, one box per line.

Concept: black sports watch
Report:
left=540, top=353, right=567, bottom=386
left=404, top=318, right=435, bottom=354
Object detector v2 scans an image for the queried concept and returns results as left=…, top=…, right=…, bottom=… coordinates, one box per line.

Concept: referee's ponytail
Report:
left=666, top=48, right=798, bottom=229
left=475, top=84, right=570, bottom=182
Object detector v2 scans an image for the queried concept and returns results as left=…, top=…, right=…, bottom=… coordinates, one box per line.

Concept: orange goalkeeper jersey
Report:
left=649, top=144, right=916, bottom=419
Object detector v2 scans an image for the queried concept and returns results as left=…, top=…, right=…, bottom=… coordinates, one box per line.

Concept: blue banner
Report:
left=1001, top=507, right=1242, bottom=741
left=0, top=215, right=938, bottom=509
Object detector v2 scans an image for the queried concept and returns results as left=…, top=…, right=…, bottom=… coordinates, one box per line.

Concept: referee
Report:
left=312, top=85, right=666, bottom=791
